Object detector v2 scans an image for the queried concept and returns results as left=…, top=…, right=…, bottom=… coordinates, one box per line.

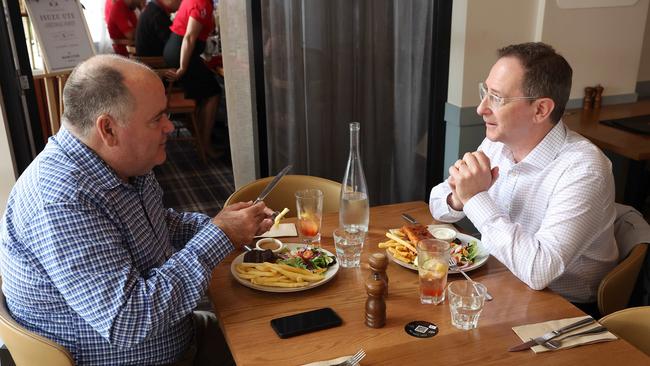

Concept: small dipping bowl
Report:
left=431, top=228, right=457, bottom=242
left=255, top=238, right=284, bottom=253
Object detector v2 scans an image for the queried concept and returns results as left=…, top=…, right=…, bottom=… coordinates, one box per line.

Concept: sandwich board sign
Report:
left=23, top=0, right=95, bottom=72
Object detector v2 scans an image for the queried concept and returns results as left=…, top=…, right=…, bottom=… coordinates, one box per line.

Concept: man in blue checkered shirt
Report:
left=0, top=55, right=274, bottom=365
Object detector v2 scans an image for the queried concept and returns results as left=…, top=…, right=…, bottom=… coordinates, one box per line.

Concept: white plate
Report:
left=230, top=244, right=340, bottom=293
left=386, top=230, right=488, bottom=273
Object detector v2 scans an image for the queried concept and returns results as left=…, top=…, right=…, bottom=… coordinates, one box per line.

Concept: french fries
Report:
left=378, top=228, right=417, bottom=265
left=273, top=208, right=290, bottom=229
left=235, top=262, right=325, bottom=288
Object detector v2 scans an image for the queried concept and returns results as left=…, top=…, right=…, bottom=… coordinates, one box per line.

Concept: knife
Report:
left=401, top=213, right=418, bottom=224
left=253, top=164, right=292, bottom=204
left=508, top=317, right=595, bottom=352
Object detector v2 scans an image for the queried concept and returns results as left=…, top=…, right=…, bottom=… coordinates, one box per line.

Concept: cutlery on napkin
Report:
left=511, top=315, right=618, bottom=353
left=301, top=355, right=361, bottom=366
left=255, top=223, right=297, bottom=238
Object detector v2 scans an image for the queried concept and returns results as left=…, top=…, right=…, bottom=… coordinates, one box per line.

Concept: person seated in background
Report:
left=163, top=0, right=222, bottom=159
left=105, top=0, right=143, bottom=56
left=429, top=42, right=618, bottom=316
left=135, top=0, right=182, bottom=57
left=0, top=55, right=273, bottom=365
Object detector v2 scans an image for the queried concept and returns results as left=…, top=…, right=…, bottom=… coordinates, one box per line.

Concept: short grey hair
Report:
left=62, top=55, right=136, bottom=137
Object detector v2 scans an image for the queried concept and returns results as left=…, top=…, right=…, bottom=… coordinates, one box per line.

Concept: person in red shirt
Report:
left=163, top=0, right=222, bottom=159
left=105, top=0, right=143, bottom=56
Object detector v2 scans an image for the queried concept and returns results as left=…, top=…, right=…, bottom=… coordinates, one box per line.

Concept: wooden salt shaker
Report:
left=594, top=84, right=604, bottom=109
left=365, top=272, right=386, bottom=328
left=368, top=252, right=389, bottom=296
left=583, top=86, right=594, bottom=110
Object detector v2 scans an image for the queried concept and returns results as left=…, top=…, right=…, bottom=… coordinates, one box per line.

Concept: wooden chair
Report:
left=111, top=39, right=136, bottom=57
left=131, top=55, right=206, bottom=163
left=225, top=175, right=342, bottom=217
left=0, top=280, right=75, bottom=366
left=600, top=306, right=650, bottom=356
left=598, top=204, right=650, bottom=316
left=131, top=55, right=167, bottom=69
left=598, top=243, right=648, bottom=316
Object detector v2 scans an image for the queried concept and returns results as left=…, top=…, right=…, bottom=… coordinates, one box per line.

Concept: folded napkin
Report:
left=255, top=223, right=297, bottom=238
left=512, top=316, right=618, bottom=353
left=301, top=355, right=361, bottom=366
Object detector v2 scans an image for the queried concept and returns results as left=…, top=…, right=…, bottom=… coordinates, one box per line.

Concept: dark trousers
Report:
left=572, top=301, right=601, bottom=319
left=169, top=311, right=235, bottom=366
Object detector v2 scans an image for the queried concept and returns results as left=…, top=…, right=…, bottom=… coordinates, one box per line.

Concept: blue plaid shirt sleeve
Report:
left=165, top=208, right=214, bottom=250
left=31, top=200, right=233, bottom=349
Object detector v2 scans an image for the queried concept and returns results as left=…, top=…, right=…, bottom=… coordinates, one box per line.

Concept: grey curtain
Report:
left=262, top=0, right=433, bottom=205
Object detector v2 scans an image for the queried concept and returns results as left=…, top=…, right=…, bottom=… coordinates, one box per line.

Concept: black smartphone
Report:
left=270, top=307, right=343, bottom=338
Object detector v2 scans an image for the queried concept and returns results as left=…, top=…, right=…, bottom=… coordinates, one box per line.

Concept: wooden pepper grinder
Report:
left=583, top=86, right=595, bottom=110
left=368, top=252, right=389, bottom=296
left=365, top=271, right=386, bottom=328
left=594, top=84, right=604, bottom=109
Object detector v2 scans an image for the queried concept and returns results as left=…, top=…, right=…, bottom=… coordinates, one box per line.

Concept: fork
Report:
left=448, top=258, right=494, bottom=301
left=332, top=348, right=366, bottom=366
left=541, top=325, right=608, bottom=350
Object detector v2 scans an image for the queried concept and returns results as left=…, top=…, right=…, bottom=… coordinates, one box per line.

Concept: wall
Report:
left=0, top=90, right=17, bottom=218
left=542, top=0, right=648, bottom=105
left=637, top=2, right=650, bottom=96
left=444, top=0, right=650, bottom=178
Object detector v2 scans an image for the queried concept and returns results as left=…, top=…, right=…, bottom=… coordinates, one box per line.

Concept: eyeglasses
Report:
left=150, top=112, right=171, bottom=123
left=478, top=82, right=538, bottom=110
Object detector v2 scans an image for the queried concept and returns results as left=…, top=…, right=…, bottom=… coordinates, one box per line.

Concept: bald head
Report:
left=62, top=55, right=157, bottom=137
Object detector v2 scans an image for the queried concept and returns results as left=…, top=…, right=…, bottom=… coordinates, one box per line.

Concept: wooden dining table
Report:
left=208, top=201, right=648, bottom=365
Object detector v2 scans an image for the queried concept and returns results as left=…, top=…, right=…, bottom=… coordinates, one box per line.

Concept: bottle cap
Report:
left=369, top=252, right=388, bottom=271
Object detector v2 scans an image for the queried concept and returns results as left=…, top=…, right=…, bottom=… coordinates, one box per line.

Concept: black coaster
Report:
left=405, top=321, right=438, bottom=338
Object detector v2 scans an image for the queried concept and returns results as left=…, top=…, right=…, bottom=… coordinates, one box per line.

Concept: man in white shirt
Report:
left=429, top=42, right=617, bottom=312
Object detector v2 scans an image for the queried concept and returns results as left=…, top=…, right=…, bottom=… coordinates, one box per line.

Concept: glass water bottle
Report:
left=339, top=122, right=369, bottom=233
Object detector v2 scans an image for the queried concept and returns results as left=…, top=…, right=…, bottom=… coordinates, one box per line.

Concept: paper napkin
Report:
left=255, top=223, right=297, bottom=238
left=301, top=355, right=359, bottom=366
left=512, top=316, right=618, bottom=353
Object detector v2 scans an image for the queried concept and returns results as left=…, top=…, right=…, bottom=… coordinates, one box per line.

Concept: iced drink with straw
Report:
left=417, top=239, right=450, bottom=305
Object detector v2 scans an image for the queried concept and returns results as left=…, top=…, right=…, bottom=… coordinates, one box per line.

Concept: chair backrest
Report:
left=225, top=175, right=342, bottom=217
left=0, top=280, right=75, bottom=366
left=131, top=55, right=168, bottom=69
left=129, top=55, right=184, bottom=96
left=600, top=306, right=650, bottom=356
left=598, top=243, right=648, bottom=316
left=111, top=38, right=136, bottom=57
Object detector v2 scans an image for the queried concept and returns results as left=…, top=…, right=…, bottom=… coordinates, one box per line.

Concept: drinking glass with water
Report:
left=332, top=228, right=365, bottom=268
left=447, top=280, right=487, bottom=330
